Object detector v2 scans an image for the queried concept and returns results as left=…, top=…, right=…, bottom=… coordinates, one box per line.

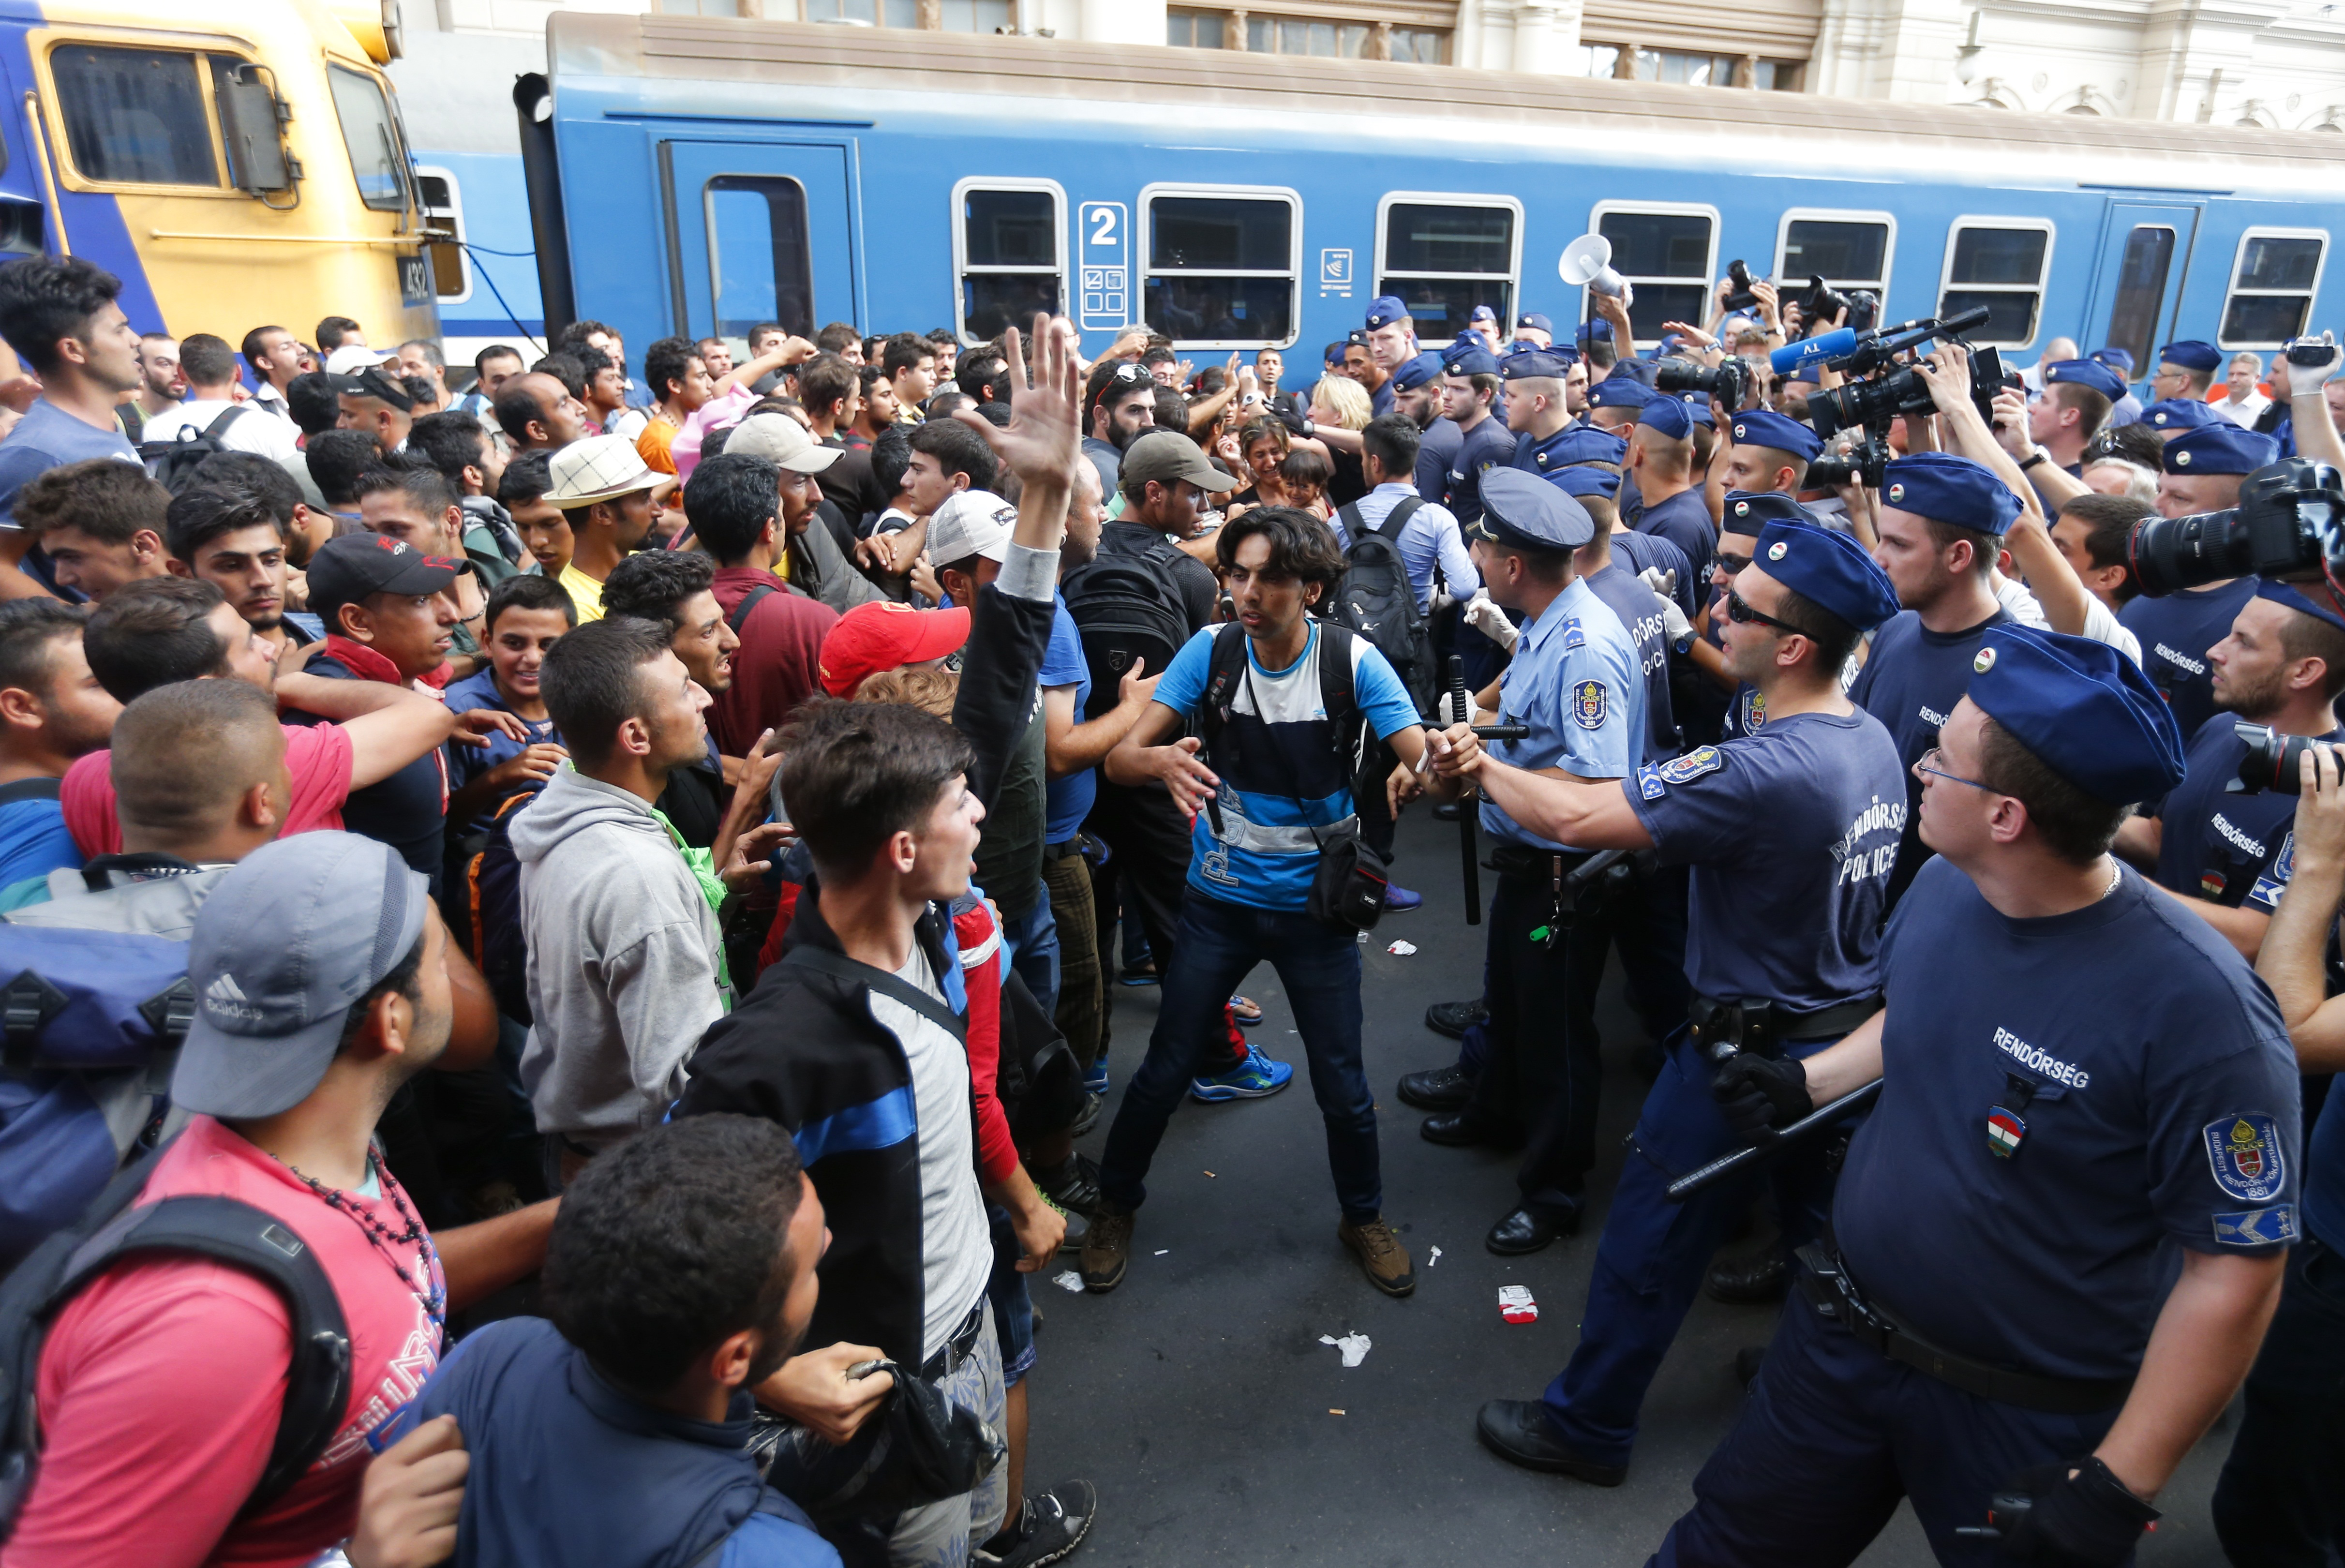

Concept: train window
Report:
left=1139, top=186, right=1299, bottom=348
left=1590, top=203, right=1718, bottom=344
left=938, top=0, right=1013, bottom=28
left=706, top=176, right=815, bottom=340
left=2221, top=229, right=2327, bottom=347
left=1375, top=194, right=1519, bottom=340
left=1774, top=211, right=1894, bottom=310
left=1938, top=219, right=2053, bottom=345
left=2101, top=225, right=2175, bottom=375
left=49, top=45, right=220, bottom=187
left=806, top=0, right=922, bottom=24
left=414, top=169, right=470, bottom=303
left=956, top=182, right=1065, bottom=343
left=327, top=65, right=410, bottom=213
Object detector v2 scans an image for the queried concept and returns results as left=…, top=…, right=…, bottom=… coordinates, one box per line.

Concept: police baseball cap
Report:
left=1119, top=430, right=1237, bottom=493
left=1729, top=410, right=1822, bottom=463
left=1967, top=624, right=2184, bottom=803
left=1515, top=313, right=1553, bottom=335
left=1880, top=452, right=2023, bottom=537
left=925, top=489, right=1018, bottom=567
left=304, top=532, right=469, bottom=625
left=1502, top=348, right=1576, bottom=381
left=1391, top=352, right=1445, bottom=393
left=2157, top=340, right=2223, bottom=373
left=1442, top=343, right=1500, bottom=378
left=1752, top=519, right=1899, bottom=632
left=1365, top=296, right=1410, bottom=330
left=1468, top=468, right=1595, bottom=552
left=174, top=832, right=433, bottom=1120
left=2163, top=423, right=2279, bottom=476
left=2044, top=359, right=2127, bottom=403
left=1721, top=491, right=1816, bottom=536
left=2142, top=398, right=2222, bottom=433
left=327, top=363, right=413, bottom=412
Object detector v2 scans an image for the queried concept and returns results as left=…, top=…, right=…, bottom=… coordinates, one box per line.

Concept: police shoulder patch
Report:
left=1637, top=763, right=1667, bottom=800
left=1657, top=746, right=1726, bottom=786
left=2213, top=1205, right=2298, bottom=1247
left=2276, top=830, right=2296, bottom=882
left=1561, top=617, right=1586, bottom=651
left=1572, top=679, right=1609, bottom=730
left=2203, top=1114, right=2286, bottom=1202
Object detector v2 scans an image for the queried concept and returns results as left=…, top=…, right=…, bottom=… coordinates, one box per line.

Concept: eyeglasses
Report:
left=1714, top=552, right=1752, bottom=576
left=1724, top=588, right=1806, bottom=636
left=1913, top=746, right=1998, bottom=793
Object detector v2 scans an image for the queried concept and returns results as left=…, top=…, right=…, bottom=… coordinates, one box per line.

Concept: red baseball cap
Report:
left=819, top=600, right=971, bottom=698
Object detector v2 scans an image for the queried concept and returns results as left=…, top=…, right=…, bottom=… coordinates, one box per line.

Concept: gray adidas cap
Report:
left=173, top=832, right=431, bottom=1120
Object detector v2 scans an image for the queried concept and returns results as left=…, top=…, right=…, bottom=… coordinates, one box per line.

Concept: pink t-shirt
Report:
left=3, top=1116, right=445, bottom=1568
left=61, top=723, right=354, bottom=860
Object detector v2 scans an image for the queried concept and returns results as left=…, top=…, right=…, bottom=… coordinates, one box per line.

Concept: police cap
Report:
left=1752, top=519, right=1899, bottom=632
left=1391, top=352, right=1445, bottom=393
left=2157, top=340, right=2223, bottom=373
left=1880, top=451, right=2023, bottom=536
left=1516, top=312, right=1553, bottom=335
left=1365, top=295, right=1410, bottom=331
left=2045, top=359, right=2127, bottom=402
left=2090, top=346, right=2136, bottom=376
left=1585, top=378, right=1651, bottom=412
left=1638, top=393, right=1693, bottom=441
left=1503, top=348, right=1577, bottom=381
left=2143, top=397, right=2222, bottom=432
left=1728, top=409, right=1822, bottom=462
left=1967, top=624, right=2185, bottom=803
left=1577, top=318, right=1613, bottom=344
left=1468, top=468, right=1596, bottom=552
left=1549, top=465, right=1620, bottom=501
left=2255, top=579, right=2345, bottom=638
left=2163, top=424, right=2279, bottom=476
left=1720, top=491, right=1815, bottom=535
left=1442, top=343, right=1500, bottom=378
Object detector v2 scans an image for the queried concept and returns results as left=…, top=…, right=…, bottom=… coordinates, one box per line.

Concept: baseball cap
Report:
left=926, top=489, right=1017, bottom=567
left=546, top=434, right=661, bottom=508
left=820, top=600, right=971, bottom=698
left=724, top=413, right=845, bottom=477
left=327, top=363, right=413, bottom=412
left=324, top=343, right=394, bottom=376
left=304, top=532, right=468, bottom=624
left=174, top=832, right=432, bottom=1120
left=1118, top=431, right=1237, bottom=493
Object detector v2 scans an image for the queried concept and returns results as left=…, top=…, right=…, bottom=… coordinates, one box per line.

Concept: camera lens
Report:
left=2126, top=508, right=2256, bottom=597
left=2232, top=722, right=2314, bottom=796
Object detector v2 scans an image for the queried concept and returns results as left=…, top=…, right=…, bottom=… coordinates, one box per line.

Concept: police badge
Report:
left=1572, top=680, right=1608, bottom=730
left=2204, top=1114, right=2286, bottom=1203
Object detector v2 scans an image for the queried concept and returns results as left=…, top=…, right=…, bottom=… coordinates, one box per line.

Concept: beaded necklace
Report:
left=270, top=1149, right=448, bottom=1336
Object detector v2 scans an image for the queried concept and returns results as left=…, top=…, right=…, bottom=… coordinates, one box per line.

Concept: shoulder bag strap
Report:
left=778, top=943, right=967, bottom=1043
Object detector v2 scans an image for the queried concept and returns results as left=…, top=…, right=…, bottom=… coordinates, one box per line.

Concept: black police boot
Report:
left=1486, top=1205, right=1579, bottom=1256
left=1706, top=1246, right=1791, bottom=1304
left=1424, top=997, right=1488, bottom=1040
left=1419, top=1111, right=1521, bottom=1150
left=1474, top=1400, right=1627, bottom=1486
left=1397, top=1062, right=1475, bottom=1111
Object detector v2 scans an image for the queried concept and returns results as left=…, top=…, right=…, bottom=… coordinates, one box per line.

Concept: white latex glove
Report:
left=1656, top=593, right=1694, bottom=645
left=1464, top=591, right=1519, bottom=653
left=1638, top=566, right=1678, bottom=603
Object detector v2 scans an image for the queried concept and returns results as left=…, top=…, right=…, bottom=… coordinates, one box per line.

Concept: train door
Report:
left=662, top=140, right=860, bottom=343
left=0, top=34, right=50, bottom=262
left=2087, top=204, right=2200, bottom=382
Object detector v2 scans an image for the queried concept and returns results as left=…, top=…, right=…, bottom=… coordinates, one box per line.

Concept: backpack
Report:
left=138, top=405, right=252, bottom=495
left=0, top=923, right=195, bottom=1270
left=1060, top=549, right=1192, bottom=720
left=460, top=790, right=535, bottom=1025
left=1196, top=619, right=1367, bottom=792
left=0, top=1137, right=351, bottom=1539
left=1332, top=498, right=1435, bottom=718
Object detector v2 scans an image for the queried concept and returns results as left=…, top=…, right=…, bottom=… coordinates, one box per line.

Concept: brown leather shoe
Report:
left=1080, top=1199, right=1134, bottom=1292
left=1338, top=1215, right=1417, bottom=1297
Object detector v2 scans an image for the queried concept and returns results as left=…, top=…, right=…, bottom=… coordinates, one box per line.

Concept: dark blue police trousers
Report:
left=1648, top=1291, right=2124, bottom=1566
left=1540, top=1024, right=1843, bottom=1465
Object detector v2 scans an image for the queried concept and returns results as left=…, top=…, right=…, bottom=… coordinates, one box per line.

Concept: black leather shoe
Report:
left=1486, top=1206, right=1579, bottom=1255
left=1424, top=997, right=1488, bottom=1040
left=1419, top=1111, right=1518, bottom=1149
left=1397, top=1062, right=1474, bottom=1111
left=1474, top=1400, right=1627, bottom=1486
left=1432, top=801, right=1464, bottom=821
left=1706, top=1247, right=1791, bottom=1304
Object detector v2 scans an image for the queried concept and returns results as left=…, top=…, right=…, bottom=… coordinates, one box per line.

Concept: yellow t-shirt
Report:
left=559, top=563, right=607, bottom=622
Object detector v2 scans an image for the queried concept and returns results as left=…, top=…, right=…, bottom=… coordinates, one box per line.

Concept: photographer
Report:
left=2217, top=740, right=2345, bottom=1563
left=2113, top=581, right=2345, bottom=962
left=2126, top=424, right=2282, bottom=740
left=2267, top=334, right=2345, bottom=472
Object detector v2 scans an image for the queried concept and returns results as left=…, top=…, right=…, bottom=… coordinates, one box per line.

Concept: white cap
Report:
left=324, top=343, right=394, bottom=376
left=926, top=489, right=1017, bottom=567
left=724, top=414, right=843, bottom=476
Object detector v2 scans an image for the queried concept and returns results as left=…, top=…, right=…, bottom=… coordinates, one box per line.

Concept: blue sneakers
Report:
left=1190, top=1043, right=1295, bottom=1102
left=1083, top=1062, right=1109, bottom=1095
left=1383, top=883, right=1424, bottom=913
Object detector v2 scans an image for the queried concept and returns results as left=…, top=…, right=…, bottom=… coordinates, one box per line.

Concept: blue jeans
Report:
left=995, top=882, right=1060, bottom=1021
left=1097, top=890, right=1383, bottom=1223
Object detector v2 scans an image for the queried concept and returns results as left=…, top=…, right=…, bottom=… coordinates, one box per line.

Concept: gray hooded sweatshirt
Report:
left=513, top=766, right=725, bottom=1151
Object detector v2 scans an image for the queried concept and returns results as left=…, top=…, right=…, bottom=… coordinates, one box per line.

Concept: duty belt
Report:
left=1796, top=1243, right=2134, bottom=1416
left=1688, top=993, right=1882, bottom=1060
left=1489, top=844, right=1594, bottom=881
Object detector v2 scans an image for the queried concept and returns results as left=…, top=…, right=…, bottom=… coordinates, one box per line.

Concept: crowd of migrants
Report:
left=0, top=246, right=2340, bottom=1568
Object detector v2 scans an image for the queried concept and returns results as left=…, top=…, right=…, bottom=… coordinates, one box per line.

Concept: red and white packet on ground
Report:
left=1499, top=1284, right=1538, bottom=1324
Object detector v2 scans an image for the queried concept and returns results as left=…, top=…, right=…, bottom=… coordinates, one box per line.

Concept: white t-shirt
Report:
left=605, top=406, right=650, bottom=443
left=139, top=399, right=299, bottom=461
left=869, top=943, right=992, bottom=1361
left=1998, top=573, right=2144, bottom=665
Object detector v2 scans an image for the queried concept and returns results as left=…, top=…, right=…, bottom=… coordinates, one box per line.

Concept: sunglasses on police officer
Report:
left=1724, top=588, right=1807, bottom=637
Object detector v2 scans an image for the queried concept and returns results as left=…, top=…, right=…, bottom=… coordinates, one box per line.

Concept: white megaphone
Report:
left=1558, top=234, right=1631, bottom=303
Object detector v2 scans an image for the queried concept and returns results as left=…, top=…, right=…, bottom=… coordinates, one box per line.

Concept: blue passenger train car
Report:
left=531, top=12, right=2345, bottom=389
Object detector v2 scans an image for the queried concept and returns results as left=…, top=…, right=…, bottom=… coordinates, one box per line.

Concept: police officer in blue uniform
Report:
left=1655, top=624, right=2299, bottom=1566
left=1848, top=451, right=2022, bottom=905
left=2138, top=396, right=2224, bottom=436
left=1433, top=518, right=1907, bottom=1483
left=1388, top=351, right=1460, bottom=504
left=1362, top=295, right=1411, bottom=420
left=2121, top=422, right=2283, bottom=741
left=1411, top=469, right=1645, bottom=1255
left=1508, top=349, right=1625, bottom=478
left=1439, top=342, right=1514, bottom=531
left=2152, top=337, right=2226, bottom=405
left=1622, top=393, right=1717, bottom=586
left=2119, top=579, right=2345, bottom=956
left=2037, top=358, right=2127, bottom=476
left=1687, top=492, right=1820, bottom=744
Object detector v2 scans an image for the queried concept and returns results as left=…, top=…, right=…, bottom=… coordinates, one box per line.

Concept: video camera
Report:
left=1656, top=354, right=1752, bottom=411
left=2126, top=457, right=2345, bottom=599
left=1785, top=305, right=2010, bottom=489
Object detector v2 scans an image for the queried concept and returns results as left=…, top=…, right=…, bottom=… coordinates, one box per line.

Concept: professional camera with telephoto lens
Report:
left=2228, top=722, right=2335, bottom=796
left=1657, top=354, right=1751, bottom=412
left=2125, top=458, right=2345, bottom=598
left=1792, top=275, right=1880, bottom=336
left=1721, top=259, right=1757, bottom=313
left=1805, top=436, right=1895, bottom=491
left=1806, top=343, right=2010, bottom=441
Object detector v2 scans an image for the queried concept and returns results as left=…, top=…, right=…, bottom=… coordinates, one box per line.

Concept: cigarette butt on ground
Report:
left=1329, top=1409, right=1345, bottom=1416
left=1204, top=1171, right=1216, bottom=1178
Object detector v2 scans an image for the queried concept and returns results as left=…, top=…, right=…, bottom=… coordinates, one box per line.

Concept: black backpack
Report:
left=1196, top=619, right=1367, bottom=791
left=138, top=405, right=253, bottom=495
left=1332, top=499, right=1435, bottom=719
left=0, top=1137, right=351, bottom=1538
left=1060, top=548, right=1192, bottom=720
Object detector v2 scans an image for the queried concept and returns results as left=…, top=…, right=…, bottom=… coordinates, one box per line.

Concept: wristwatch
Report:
left=2018, top=449, right=2048, bottom=472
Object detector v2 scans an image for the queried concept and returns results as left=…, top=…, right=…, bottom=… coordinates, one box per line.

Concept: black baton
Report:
left=1449, top=654, right=1480, bottom=926
left=1664, top=1079, right=1883, bottom=1203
